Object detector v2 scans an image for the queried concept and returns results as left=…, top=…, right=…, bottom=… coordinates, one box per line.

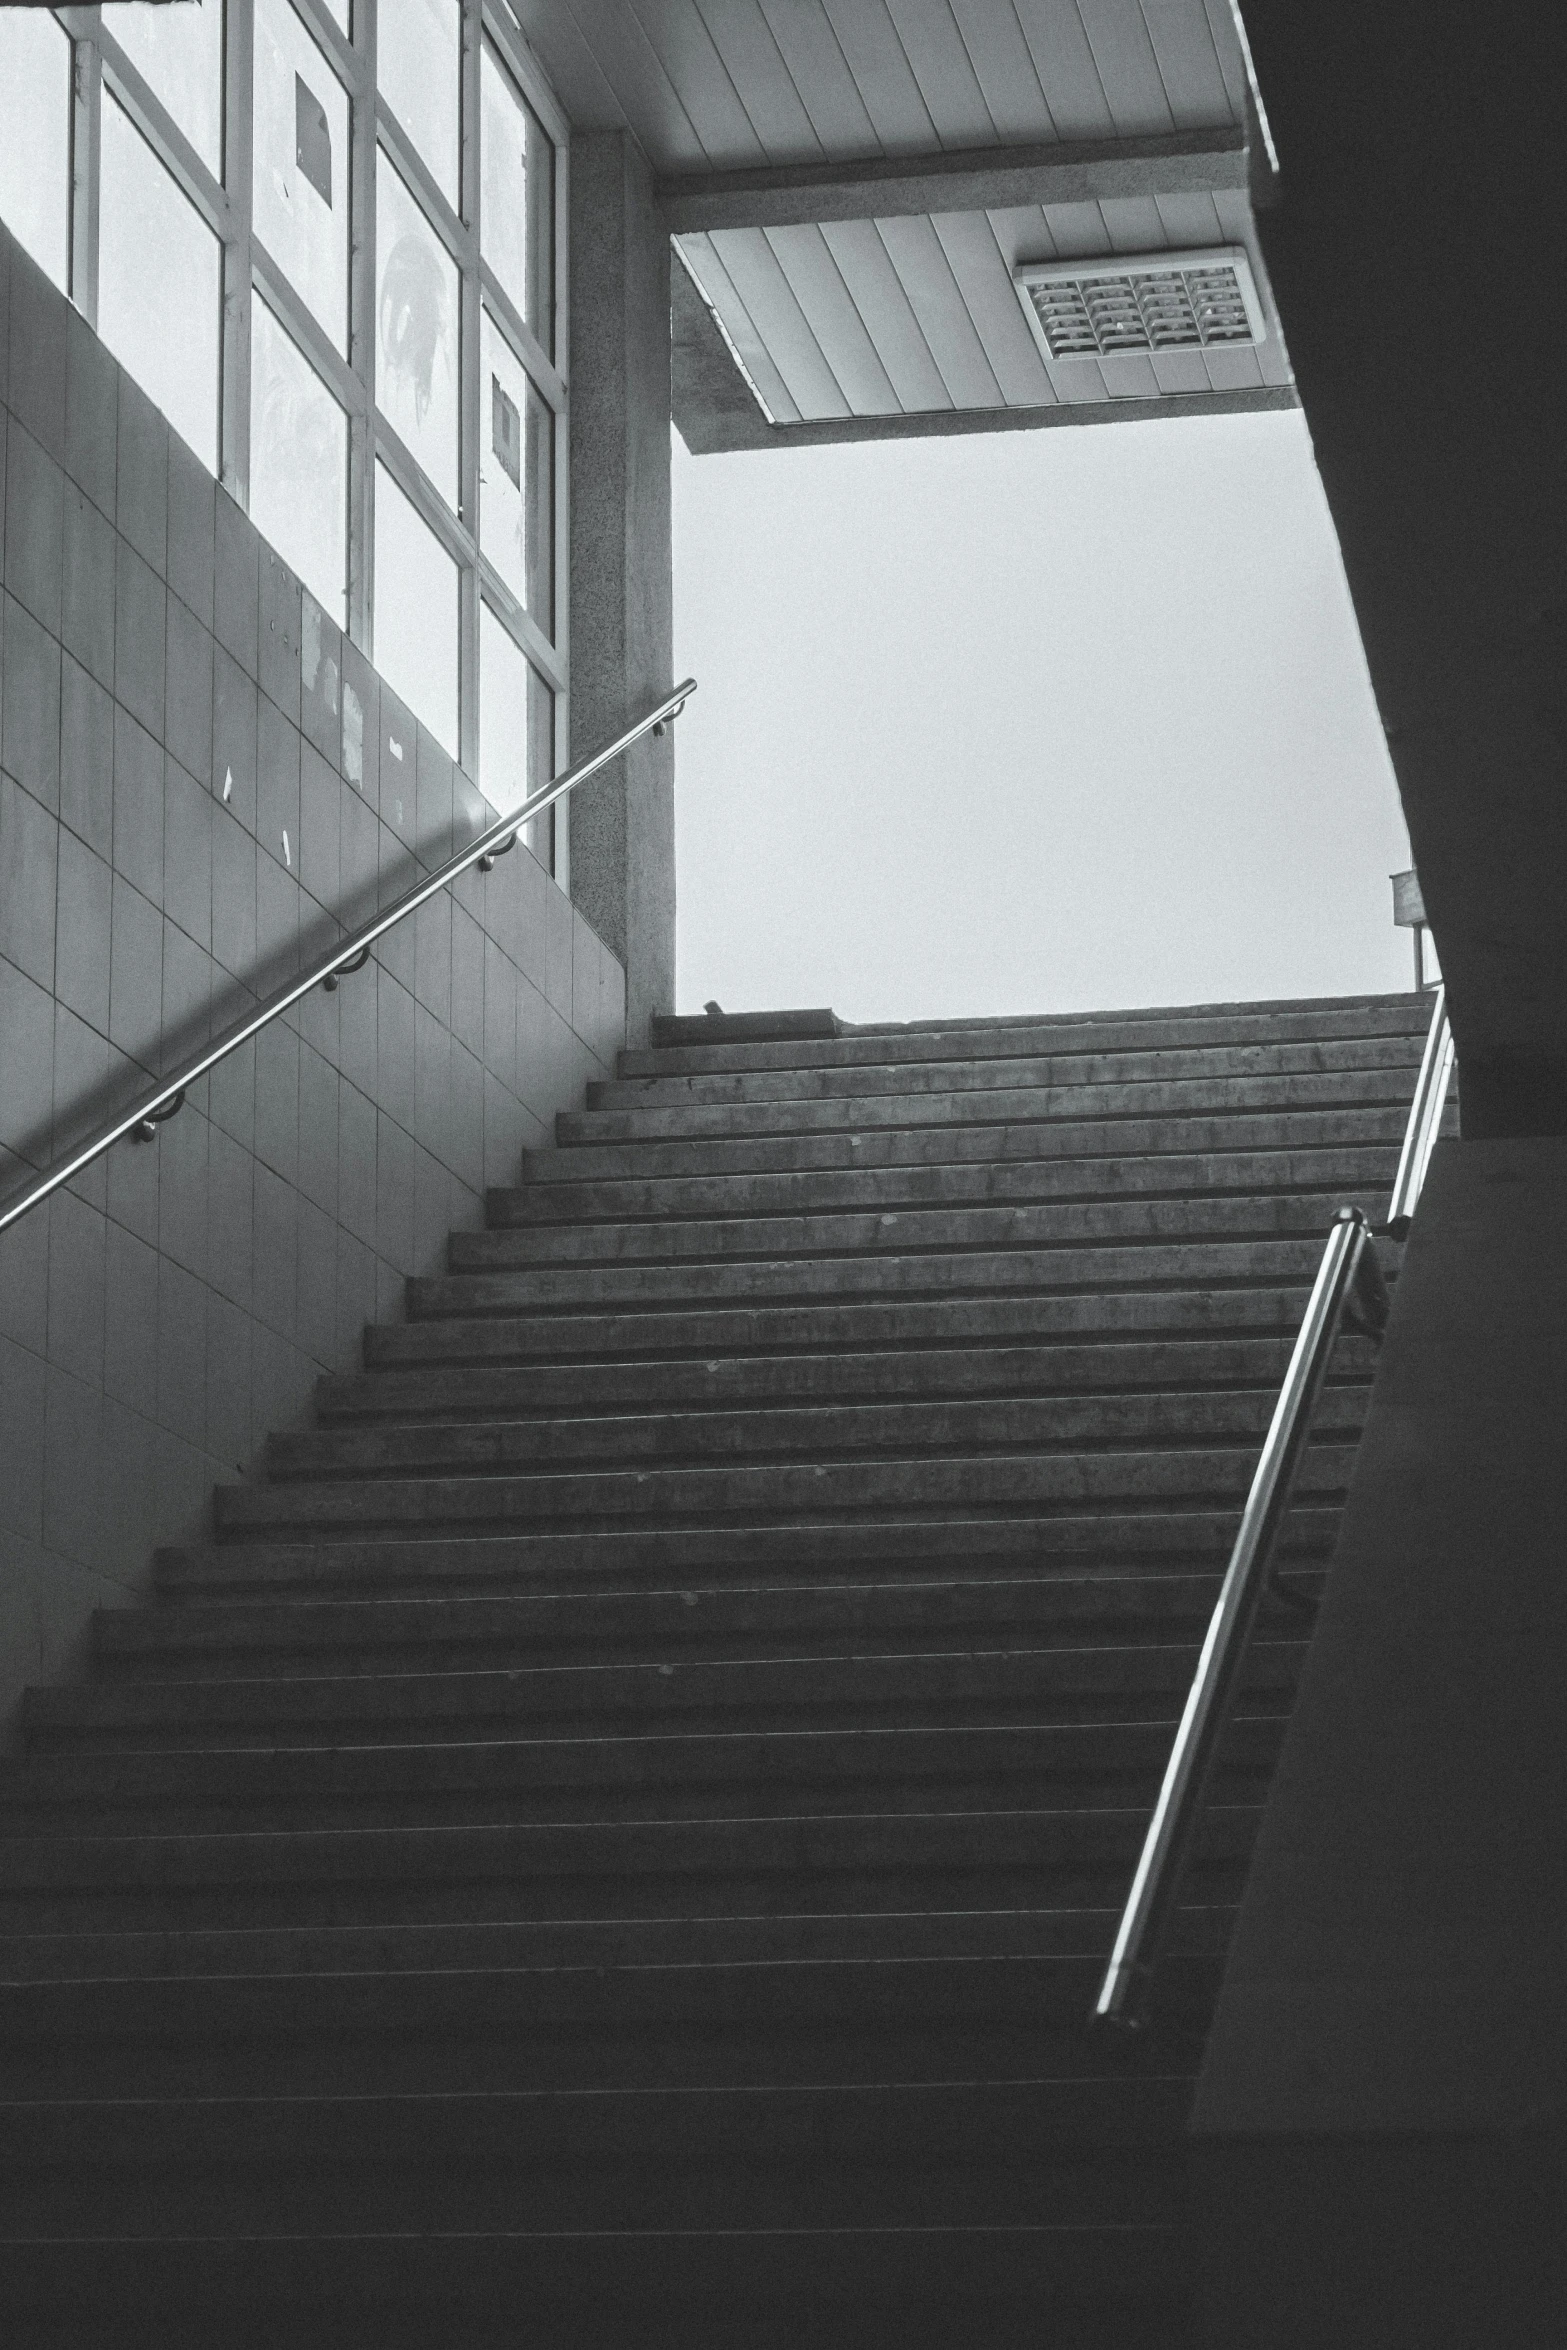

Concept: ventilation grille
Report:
left=1015, top=247, right=1264, bottom=363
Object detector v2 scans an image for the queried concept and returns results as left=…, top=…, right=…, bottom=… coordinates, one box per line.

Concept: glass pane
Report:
left=0, top=11, right=72, bottom=292
left=98, top=95, right=222, bottom=472
left=479, top=604, right=552, bottom=851
left=250, top=294, right=348, bottom=625
left=376, top=151, right=460, bottom=508
left=253, top=0, right=350, bottom=353
left=480, top=312, right=553, bottom=633
left=379, top=0, right=460, bottom=205
left=480, top=44, right=553, bottom=357
left=374, top=462, right=459, bottom=756
left=103, top=0, right=225, bottom=178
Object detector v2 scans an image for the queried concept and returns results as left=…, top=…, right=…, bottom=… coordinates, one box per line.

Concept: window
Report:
left=0, top=2, right=569, bottom=879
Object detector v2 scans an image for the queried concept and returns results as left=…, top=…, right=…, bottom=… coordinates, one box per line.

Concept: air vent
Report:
left=1014, top=246, right=1265, bottom=364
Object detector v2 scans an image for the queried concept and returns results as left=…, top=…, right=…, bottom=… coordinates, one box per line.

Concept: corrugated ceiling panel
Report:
left=692, top=0, right=826, bottom=162
left=949, top=0, right=1059, bottom=143
left=929, top=210, right=1057, bottom=406
left=622, top=0, right=768, bottom=164
left=817, top=218, right=953, bottom=409
left=1140, top=0, right=1237, bottom=129
left=755, top=0, right=882, bottom=157
left=678, top=233, right=803, bottom=419
left=819, top=0, right=940, bottom=154
left=709, top=228, right=855, bottom=415
left=1074, top=0, right=1178, bottom=136
left=1152, top=188, right=1228, bottom=247
left=533, top=0, right=707, bottom=157
left=877, top=213, right=1006, bottom=407
left=1201, top=0, right=1249, bottom=115
left=764, top=225, right=902, bottom=413
left=1038, top=199, right=1115, bottom=260
left=1097, top=194, right=1173, bottom=252
left=1009, top=0, right=1116, bottom=139
left=884, top=0, right=1004, bottom=147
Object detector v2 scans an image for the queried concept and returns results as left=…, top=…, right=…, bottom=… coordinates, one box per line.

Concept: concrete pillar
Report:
left=567, top=130, right=675, bottom=1048
left=1192, top=1137, right=1567, bottom=2343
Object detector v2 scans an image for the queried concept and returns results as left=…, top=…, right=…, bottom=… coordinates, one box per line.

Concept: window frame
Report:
left=52, top=0, right=570, bottom=848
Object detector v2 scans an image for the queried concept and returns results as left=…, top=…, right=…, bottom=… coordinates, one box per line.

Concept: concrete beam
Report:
left=658, top=129, right=1247, bottom=235
left=671, top=254, right=1294, bottom=457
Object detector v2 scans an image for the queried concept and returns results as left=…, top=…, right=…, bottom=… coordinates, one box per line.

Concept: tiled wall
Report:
left=0, top=222, right=625, bottom=1726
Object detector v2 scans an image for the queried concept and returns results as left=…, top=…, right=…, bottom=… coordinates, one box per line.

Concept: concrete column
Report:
left=567, top=131, right=675, bottom=1048
left=1192, top=1137, right=1567, bottom=2342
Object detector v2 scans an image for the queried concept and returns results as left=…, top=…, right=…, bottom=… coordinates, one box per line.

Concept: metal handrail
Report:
left=1094, top=983, right=1455, bottom=2029
left=0, top=682, right=696, bottom=1238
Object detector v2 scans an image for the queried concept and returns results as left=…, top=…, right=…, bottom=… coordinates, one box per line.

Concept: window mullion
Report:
left=223, top=0, right=256, bottom=505
left=458, top=0, right=482, bottom=786
left=67, top=20, right=101, bottom=327
left=349, top=0, right=378, bottom=654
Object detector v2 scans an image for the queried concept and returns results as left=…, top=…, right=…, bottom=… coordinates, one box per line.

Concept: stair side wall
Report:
left=0, top=217, right=626, bottom=1737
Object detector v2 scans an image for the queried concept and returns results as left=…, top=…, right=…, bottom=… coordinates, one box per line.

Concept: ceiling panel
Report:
left=877, top=213, right=1006, bottom=406
left=1073, top=0, right=1178, bottom=136
left=929, top=209, right=1057, bottom=405
left=765, top=225, right=902, bottom=413
left=818, top=218, right=955, bottom=410
left=1140, top=0, right=1235, bottom=129
left=707, top=226, right=852, bottom=415
left=692, top=0, right=827, bottom=160
left=755, top=0, right=882, bottom=157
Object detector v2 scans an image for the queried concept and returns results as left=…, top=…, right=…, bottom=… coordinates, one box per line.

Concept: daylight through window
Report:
left=0, top=0, right=567, bottom=845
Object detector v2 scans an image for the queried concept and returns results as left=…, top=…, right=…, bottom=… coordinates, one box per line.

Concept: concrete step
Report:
left=638, top=993, right=1428, bottom=1075
left=522, top=1102, right=1411, bottom=1185
left=590, top=1035, right=1422, bottom=1115
left=0, top=1897, right=1240, bottom=1983
left=265, top=1386, right=1368, bottom=1487
left=0, top=1803, right=1268, bottom=1933
left=453, top=1184, right=1389, bottom=1273
left=365, top=1282, right=1326, bottom=1370
left=317, top=1333, right=1369, bottom=1423
left=0, top=2226, right=1198, bottom=2349
left=486, top=1140, right=1402, bottom=1228
left=157, top=1504, right=1342, bottom=1600
left=0, top=1715, right=1285, bottom=1835
left=406, top=1234, right=1357, bottom=1323
left=20, top=1642, right=1305, bottom=1751
left=555, top=1066, right=1420, bottom=1149
left=91, top=1570, right=1300, bottom=1673
left=211, top=1442, right=1356, bottom=1540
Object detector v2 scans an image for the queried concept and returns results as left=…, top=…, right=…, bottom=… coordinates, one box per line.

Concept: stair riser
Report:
left=523, top=1104, right=1412, bottom=1185
left=454, top=1185, right=1391, bottom=1271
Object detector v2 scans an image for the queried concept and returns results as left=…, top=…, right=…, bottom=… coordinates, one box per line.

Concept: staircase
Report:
left=0, top=992, right=1436, bottom=2346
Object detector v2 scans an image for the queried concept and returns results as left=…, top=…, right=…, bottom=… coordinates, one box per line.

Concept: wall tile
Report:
left=2, top=592, right=62, bottom=813
left=544, top=874, right=573, bottom=1018
left=155, top=1099, right=209, bottom=1278
left=207, top=1026, right=255, bottom=1155
left=378, top=687, right=417, bottom=841
left=60, top=486, right=116, bottom=693
left=375, top=1110, right=415, bottom=1270
left=299, top=742, right=341, bottom=911
left=205, top=1119, right=253, bottom=1310
left=454, top=769, right=487, bottom=856
left=59, top=654, right=114, bottom=857
left=161, top=920, right=212, bottom=1067
left=297, top=1041, right=339, bottom=1215
left=212, top=646, right=258, bottom=832
left=113, top=539, right=166, bottom=738
left=51, top=1005, right=110, bottom=1209
left=166, top=434, right=215, bottom=628
left=413, top=1003, right=450, bottom=1156
left=337, top=1081, right=377, bottom=1248
left=257, top=697, right=301, bottom=877
left=571, top=912, right=600, bottom=1051
left=300, top=593, right=342, bottom=763
left=258, top=547, right=301, bottom=724
left=512, top=839, right=549, bottom=994
left=54, top=828, right=113, bottom=1032
left=115, top=371, right=168, bottom=577
left=47, top=1187, right=106, bottom=1387
left=341, top=637, right=377, bottom=793
left=107, top=876, right=164, bottom=1068
left=102, top=1217, right=159, bottom=1410
left=211, top=809, right=258, bottom=981
left=415, top=725, right=454, bottom=870
left=102, top=1055, right=160, bottom=1244
left=335, top=1228, right=376, bottom=1365
left=376, top=967, right=416, bottom=1132
left=0, top=1154, right=49, bottom=1351
left=414, top=891, right=451, bottom=1025
left=111, top=707, right=164, bottom=900
left=296, top=1196, right=338, bottom=1363
left=451, top=903, right=484, bottom=1057
left=7, top=244, right=67, bottom=465
left=43, top=1364, right=106, bottom=1570
left=336, top=950, right=376, bottom=1099
left=5, top=420, right=64, bottom=633
left=0, top=1331, right=48, bottom=1541
left=252, top=1159, right=297, bottom=1339
left=482, top=1071, right=526, bottom=1194
left=165, top=595, right=214, bottom=787
left=163, top=757, right=213, bottom=951
left=0, top=772, right=57, bottom=987
left=412, top=1143, right=452, bottom=1274
left=204, top=1290, right=251, bottom=1472
left=340, top=783, right=378, bottom=924
left=254, top=850, right=299, bottom=988
left=375, top=822, right=416, bottom=991
left=155, top=1256, right=206, bottom=1444
left=254, top=1019, right=299, bottom=1186
left=483, top=935, right=518, bottom=1096
left=448, top=1041, right=484, bottom=1192
left=250, top=1322, right=307, bottom=1448
left=0, top=954, right=56, bottom=1164
left=213, top=488, right=258, bottom=678
left=64, top=308, right=118, bottom=520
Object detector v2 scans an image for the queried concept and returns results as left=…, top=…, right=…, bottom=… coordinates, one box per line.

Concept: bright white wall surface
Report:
left=672, top=409, right=1414, bottom=1023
